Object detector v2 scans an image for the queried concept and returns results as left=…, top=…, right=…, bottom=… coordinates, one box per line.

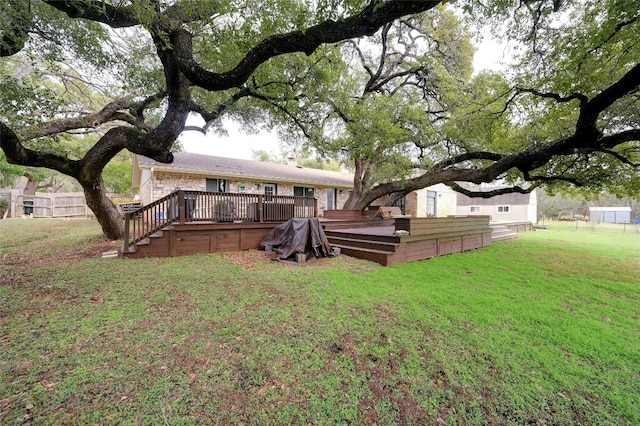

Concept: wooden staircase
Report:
left=121, top=227, right=174, bottom=257
left=323, top=216, right=494, bottom=266
left=324, top=228, right=402, bottom=266
left=490, top=224, right=518, bottom=242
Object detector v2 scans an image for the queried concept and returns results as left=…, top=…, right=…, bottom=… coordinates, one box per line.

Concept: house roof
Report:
left=134, top=152, right=354, bottom=188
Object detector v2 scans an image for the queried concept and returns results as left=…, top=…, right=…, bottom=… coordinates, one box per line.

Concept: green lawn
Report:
left=1, top=219, right=638, bottom=425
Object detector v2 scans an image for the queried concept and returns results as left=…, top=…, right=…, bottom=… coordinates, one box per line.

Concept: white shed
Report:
left=588, top=207, right=632, bottom=224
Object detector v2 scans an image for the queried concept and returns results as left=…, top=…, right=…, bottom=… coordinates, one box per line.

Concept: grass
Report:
left=1, top=218, right=638, bottom=425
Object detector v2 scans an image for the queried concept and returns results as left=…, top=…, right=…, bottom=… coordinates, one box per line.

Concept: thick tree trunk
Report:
left=82, top=178, right=124, bottom=240
left=342, top=158, right=367, bottom=210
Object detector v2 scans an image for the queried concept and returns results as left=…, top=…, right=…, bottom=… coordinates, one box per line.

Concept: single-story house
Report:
left=588, top=206, right=632, bottom=224
left=133, top=152, right=354, bottom=216
left=456, top=185, right=538, bottom=223
left=132, top=152, right=460, bottom=218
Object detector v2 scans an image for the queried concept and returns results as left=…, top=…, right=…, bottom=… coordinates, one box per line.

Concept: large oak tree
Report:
left=1, top=0, right=638, bottom=240
left=0, top=0, right=441, bottom=238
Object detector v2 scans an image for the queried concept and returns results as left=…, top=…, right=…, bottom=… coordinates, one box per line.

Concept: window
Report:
left=469, top=206, right=481, bottom=213
left=497, top=205, right=510, bottom=213
left=206, top=178, right=227, bottom=193
left=394, top=196, right=406, bottom=215
left=264, top=183, right=276, bottom=201
left=326, top=188, right=337, bottom=210
left=294, top=186, right=315, bottom=197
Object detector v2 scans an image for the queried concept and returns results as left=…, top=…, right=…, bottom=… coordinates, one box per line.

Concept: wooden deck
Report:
left=121, top=212, right=502, bottom=266
left=324, top=216, right=492, bottom=266
left=121, top=190, right=316, bottom=257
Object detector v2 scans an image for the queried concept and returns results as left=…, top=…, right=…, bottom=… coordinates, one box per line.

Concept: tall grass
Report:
left=1, top=219, right=638, bottom=424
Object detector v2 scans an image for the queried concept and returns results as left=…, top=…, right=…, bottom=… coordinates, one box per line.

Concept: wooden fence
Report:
left=0, top=191, right=134, bottom=219
left=15, top=192, right=93, bottom=218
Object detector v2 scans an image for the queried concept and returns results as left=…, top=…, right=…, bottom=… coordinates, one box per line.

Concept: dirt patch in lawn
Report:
left=2, top=236, right=119, bottom=268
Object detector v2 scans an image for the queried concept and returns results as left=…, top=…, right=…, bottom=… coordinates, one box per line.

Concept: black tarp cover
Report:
left=260, top=218, right=333, bottom=260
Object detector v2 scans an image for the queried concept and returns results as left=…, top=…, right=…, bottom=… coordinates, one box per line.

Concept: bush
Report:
left=0, top=197, right=9, bottom=218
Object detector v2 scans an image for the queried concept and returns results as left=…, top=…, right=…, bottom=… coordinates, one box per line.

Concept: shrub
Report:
left=0, top=197, right=9, bottom=218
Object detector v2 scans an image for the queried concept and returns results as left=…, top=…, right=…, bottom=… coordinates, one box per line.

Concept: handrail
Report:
left=122, top=190, right=317, bottom=254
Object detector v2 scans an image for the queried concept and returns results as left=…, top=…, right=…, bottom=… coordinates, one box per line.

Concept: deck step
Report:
left=338, top=246, right=395, bottom=266
left=327, top=235, right=400, bottom=252
left=490, top=225, right=518, bottom=241
left=120, top=244, right=137, bottom=254
left=329, top=243, right=396, bottom=255
left=136, top=237, right=151, bottom=246
left=324, top=230, right=398, bottom=244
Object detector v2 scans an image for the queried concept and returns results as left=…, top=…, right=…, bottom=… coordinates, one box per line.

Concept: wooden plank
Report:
left=400, top=227, right=492, bottom=242
left=483, top=232, right=492, bottom=247
left=176, top=234, right=212, bottom=256
left=386, top=244, right=407, bottom=265
left=409, top=219, right=488, bottom=230
left=240, top=229, right=272, bottom=249
left=322, top=219, right=394, bottom=231
left=214, top=231, right=241, bottom=251
left=405, top=240, right=437, bottom=262
left=438, top=237, right=462, bottom=256
left=339, top=247, right=392, bottom=266
left=129, top=238, right=170, bottom=258
left=323, top=210, right=377, bottom=220
left=209, top=235, right=217, bottom=253
left=169, top=228, right=177, bottom=257
left=462, top=234, right=484, bottom=251
left=326, top=236, right=398, bottom=252
left=407, top=224, right=493, bottom=236
left=409, top=220, right=489, bottom=230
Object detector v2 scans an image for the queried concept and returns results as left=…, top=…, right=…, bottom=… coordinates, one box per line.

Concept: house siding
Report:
left=414, top=184, right=457, bottom=218
left=456, top=188, right=537, bottom=223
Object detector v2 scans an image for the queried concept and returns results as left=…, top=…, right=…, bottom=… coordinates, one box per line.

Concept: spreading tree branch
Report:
left=447, top=181, right=540, bottom=198
left=176, top=1, right=440, bottom=92
left=516, top=87, right=588, bottom=106
left=44, top=0, right=146, bottom=28
left=18, top=99, right=135, bottom=140
left=432, top=151, right=504, bottom=170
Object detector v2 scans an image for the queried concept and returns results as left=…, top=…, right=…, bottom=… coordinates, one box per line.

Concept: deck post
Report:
left=314, top=198, right=318, bottom=218
left=258, top=194, right=264, bottom=222
left=178, top=190, right=185, bottom=224
left=123, top=213, right=130, bottom=257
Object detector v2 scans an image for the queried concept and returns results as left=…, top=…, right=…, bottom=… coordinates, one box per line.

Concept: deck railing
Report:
left=123, top=190, right=317, bottom=253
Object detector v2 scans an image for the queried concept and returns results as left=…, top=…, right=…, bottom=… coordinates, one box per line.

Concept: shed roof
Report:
left=588, top=206, right=632, bottom=212
left=135, top=152, right=354, bottom=188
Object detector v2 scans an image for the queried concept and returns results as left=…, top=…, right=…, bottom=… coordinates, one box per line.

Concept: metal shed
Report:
left=588, top=207, right=632, bottom=224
